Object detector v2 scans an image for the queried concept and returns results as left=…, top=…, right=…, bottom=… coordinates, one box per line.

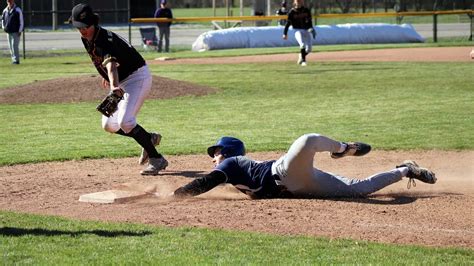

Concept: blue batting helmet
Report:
left=207, top=136, right=246, bottom=158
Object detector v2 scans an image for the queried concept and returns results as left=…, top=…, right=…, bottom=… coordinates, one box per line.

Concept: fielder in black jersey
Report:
left=70, top=3, right=168, bottom=176
left=283, top=0, right=316, bottom=66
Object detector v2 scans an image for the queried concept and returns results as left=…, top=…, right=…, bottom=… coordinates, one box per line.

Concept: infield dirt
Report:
left=1, top=47, right=473, bottom=249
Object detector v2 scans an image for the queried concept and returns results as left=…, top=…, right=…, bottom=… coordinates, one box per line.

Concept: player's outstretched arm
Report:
left=173, top=170, right=226, bottom=197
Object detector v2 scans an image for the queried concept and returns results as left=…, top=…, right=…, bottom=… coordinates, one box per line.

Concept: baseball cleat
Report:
left=397, top=160, right=436, bottom=187
left=297, top=54, right=303, bottom=65
left=331, top=142, right=371, bottom=159
left=140, top=157, right=168, bottom=176
left=139, top=132, right=162, bottom=165
left=301, top=61, right=307, bottom=66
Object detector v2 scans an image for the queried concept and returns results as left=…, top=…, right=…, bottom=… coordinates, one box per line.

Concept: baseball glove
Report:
left=96, top=89, right=123, bottom=117
left=308, top=28, right=316, bottom=39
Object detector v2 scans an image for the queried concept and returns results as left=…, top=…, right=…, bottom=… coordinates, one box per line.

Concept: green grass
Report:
left=4, top=39, right=472, bottom=60
left=1, top=211, right=472, bottom=264
left=0, top=54, right=472, bottom=165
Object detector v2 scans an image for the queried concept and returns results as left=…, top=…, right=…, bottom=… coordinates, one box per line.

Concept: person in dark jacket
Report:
left=2, top=0, right=23, bottom=64
left=154, top=0, right=173, bottom=53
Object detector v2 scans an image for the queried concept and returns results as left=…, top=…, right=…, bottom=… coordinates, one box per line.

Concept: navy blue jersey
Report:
left=81, top=26, right=145, bottom=82
left=215, top=156, right=280, bottom=198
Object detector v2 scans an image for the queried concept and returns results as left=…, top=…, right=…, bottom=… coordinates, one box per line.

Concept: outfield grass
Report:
left=1, top=211, right=472, bottom=264
left=0, top=48, right=472, bottom=165
left=4, top=39, right=471, bottom=60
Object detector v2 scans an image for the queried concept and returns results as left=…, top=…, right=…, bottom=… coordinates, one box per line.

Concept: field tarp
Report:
left=192, top=23, right=425, bottom=51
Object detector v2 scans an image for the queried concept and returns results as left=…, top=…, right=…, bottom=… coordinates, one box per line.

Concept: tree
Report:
left=335, top=0, right=353, bottom=13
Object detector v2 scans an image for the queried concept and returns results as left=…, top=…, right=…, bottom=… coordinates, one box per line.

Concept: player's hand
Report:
left=308, top=28, right=316, bottom=39
left=155, top=191, right=176, bottom=199
left=111, top=87, right=124, bottom=98
left=282, top=34, right=288, bottom=40
left=101, top=78, right=110, bottom=89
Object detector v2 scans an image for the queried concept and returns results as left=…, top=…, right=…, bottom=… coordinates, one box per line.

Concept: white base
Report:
left=79, top=190, right=148, bottom=204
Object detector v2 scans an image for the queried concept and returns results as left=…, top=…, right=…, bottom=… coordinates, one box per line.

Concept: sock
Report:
left=396, top=166, right=409, bottom=177
left=337, top=143, right=347, bottom=153
left=300, top=48, right=306, bottom=62
left=116, top=125, right=161, bottom=159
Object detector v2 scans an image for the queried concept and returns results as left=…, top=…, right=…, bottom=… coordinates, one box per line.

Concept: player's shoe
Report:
left=331, top=142, right=371, bottom=159
left=396, top=160, right=436, bottom=188
left=301, top=61, right=307, bottom=66
left=140, top=157, right=169, bottom=176
left=297, top=54, right=303, bottom=65
left=139, top=132, right=162, bottom=165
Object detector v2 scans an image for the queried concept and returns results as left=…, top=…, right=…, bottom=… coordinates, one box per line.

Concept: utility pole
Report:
left=213, top=0, right=216, bottom=16
left=128, top=0, right=131, bottom=45
left=52, top=0, right=57, bottom=30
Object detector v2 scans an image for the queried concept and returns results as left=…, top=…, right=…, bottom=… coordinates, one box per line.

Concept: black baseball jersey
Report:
left=81, top=26, right=146, bottom=82
left=283, top=7, right=313, bottom=35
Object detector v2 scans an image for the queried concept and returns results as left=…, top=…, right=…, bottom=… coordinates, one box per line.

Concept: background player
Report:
left=154, top=0, right=173, bottom=53
left=70, top=3, right=168, bottom=176
left=171, top=134, right=436, bottom=199
left=282, top=0, right=315, bottom=66
left=275, top=1, right=288, bottom=26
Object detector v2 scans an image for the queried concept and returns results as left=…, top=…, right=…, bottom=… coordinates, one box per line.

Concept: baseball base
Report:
left=78, top=190, right=148, bottom=204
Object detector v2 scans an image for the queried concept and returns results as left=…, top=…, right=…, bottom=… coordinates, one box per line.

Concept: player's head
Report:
left=207, top=137, right=246, bottom=159
left=293, top=0, right=304, bottom=8
left=161, top=0, right=167, bottom=6
left=281, top=1, right=287, bottom=8
left=70, top=3, right=99, bottom=29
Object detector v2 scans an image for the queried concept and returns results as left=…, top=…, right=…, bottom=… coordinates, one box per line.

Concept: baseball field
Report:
left=1, top=45, right=473, bottom=263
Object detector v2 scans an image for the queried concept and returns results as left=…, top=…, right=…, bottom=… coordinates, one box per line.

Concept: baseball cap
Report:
left=161, top=0, right=167, bottom=4
left=70, top=3, right=97, bottom=28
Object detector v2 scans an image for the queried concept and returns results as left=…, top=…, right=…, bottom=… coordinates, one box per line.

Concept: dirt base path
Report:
left=1, top=47, right=473, bottom=249
left=1, top=150, right=473, bottom=248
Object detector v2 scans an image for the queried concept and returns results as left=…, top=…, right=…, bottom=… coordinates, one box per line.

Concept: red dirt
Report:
left=1, top=47, right=473, bottom=249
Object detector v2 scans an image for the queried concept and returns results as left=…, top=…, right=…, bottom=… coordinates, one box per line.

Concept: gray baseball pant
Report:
left=271, top=133, right=403, bottom=197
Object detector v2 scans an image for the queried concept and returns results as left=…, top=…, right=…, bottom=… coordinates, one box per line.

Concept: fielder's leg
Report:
left=294, top=30, right=306, bottom=65
left=272, top=133, right=343, bottom=192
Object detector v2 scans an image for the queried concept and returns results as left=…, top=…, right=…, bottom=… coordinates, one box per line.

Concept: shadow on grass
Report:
left=0, top=227, right=152, bottom=237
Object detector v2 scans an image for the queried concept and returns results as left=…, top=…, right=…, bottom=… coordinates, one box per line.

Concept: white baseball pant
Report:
left=102, top=65, right=152, bottom=134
